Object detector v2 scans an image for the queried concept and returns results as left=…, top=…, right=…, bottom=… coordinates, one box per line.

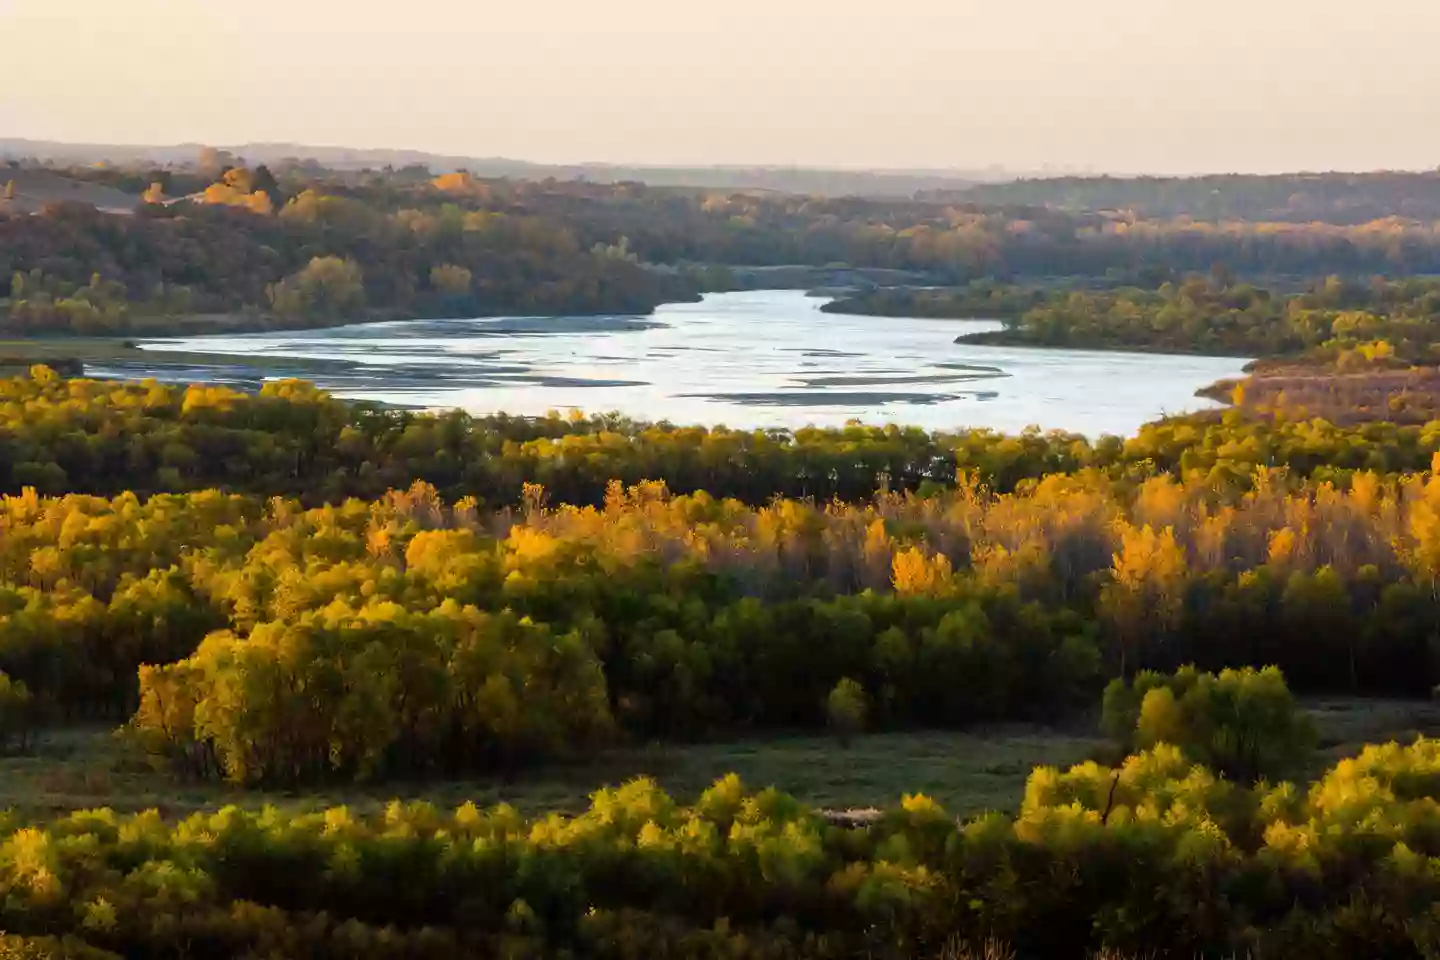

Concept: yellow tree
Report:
left=432, top=171, right=484, bottom=196
left=237, top=190, right=270, bottom=215
left=222, top=167, right=255, bottom=194
left=1100, top=522, right=1188, bottom=676
left=1400, top=464, right=1440, bottom=599
left=201, top=182, right=244, bottom=206
left=430, top=264, right=473, bottom=298
left=891, top=546, right=955, bottom=597
left=267, top=257, right=366, bottom=320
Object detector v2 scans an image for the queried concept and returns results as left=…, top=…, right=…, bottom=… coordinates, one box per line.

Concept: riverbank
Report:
left=953, top=327, right=1262, bottom=358
left=0, top=306, right=682, bottom=383
left=1196, top=361, right=1440, bottom=425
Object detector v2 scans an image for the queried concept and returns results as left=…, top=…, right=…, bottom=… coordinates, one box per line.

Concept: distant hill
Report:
left=12, top=138, right=1438, bottom=219
left=0, top=168, right=141, bottom=215
left=945, top=172, right=1440, bottom=223
left=0, top=138, right=996, bottom=198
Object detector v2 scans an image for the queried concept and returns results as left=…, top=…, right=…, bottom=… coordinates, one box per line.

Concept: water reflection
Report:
left=108, top=290, right=1249, bottom=436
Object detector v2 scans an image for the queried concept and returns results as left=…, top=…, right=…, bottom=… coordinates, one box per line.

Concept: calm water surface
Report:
left=125, top=290, right=1249, bottom=436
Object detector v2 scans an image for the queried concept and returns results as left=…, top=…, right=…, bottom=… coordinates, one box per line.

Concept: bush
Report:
left=0, top=936, right=118, bottom=960
left=1101, top=665, right=1315, bottom=781
left=130, top=604, right=615, bottom=785
left=10, top=745, right=1440, bottom=957
left=826, top=677, right=869, bottom=746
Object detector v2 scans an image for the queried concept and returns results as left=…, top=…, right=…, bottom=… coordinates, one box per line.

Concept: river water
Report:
left=127, top=290, right=1249, bottom=437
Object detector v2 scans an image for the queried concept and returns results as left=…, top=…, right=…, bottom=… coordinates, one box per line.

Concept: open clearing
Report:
left=4, top=698, right=1439, bottom=823
left=0, top=726, right=1102, bottom=821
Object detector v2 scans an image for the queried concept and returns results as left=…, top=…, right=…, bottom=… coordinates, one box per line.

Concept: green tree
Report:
left=1102, top=665, right=1316, bottom=781
left=429, top=264, right=473, bottom=297
left=267, top=257, right=367, bottom=321
left=826, top=677, right=868, bottom=747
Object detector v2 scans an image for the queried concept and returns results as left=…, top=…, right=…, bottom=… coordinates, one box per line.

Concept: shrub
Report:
left=0, top=936, right=118, bottom=960
left=10, top=747, right=1440, bottom=956
left=1102, top=665, right=1315, bottom=781
left=131, top=604, right=615, bottom=785
left=827, top=677, right=869, bottom=746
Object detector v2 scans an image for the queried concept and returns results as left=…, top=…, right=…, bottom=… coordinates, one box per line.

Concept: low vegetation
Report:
left=1201, top=362, right=1440, bottom=425
left=0, top=724, right=1103, bottom=822
left=5, top=671, right=1440, bottom=957
left=1101, top=666, right=1317, bottom=781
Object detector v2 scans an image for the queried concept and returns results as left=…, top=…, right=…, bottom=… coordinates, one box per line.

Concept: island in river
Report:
left=824, top=277, right=1440, bottom=361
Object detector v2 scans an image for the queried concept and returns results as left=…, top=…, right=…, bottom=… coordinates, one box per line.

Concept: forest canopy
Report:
left=4, top=368, right=1440, bottom=789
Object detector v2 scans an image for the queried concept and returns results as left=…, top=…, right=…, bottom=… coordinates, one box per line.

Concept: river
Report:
left=121, top=290, right=1249, bottom=436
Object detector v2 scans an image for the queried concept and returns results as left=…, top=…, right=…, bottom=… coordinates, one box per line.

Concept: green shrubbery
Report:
left=826, top=677, right=869, bottom=745
left=6, top=737, right=1440, bottom=957
left=1102, top=666, right=1317, bottom=781
left=129, top=604, right=614, bottom=783
left=0, top=935, right=119, bottom=960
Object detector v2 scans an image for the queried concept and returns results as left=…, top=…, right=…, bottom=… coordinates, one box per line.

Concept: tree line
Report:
left=0, top=187, right=696, bottom=335
left=13, top=163, right=1440, bottom=337
left=6, top=368, right=1440, bottom=511
left=949, top=170, right=1440, bottom=224
left=829, top=275, right=1440, bottom=360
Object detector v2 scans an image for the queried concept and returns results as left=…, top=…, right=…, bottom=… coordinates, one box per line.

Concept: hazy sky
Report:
left=3, top=0, right=1438, bottom=174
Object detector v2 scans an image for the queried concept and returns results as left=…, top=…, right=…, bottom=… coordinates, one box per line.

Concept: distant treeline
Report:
left=0, top=188, right=698, bottom=335
left=830, top=276, right=1440, bottom=359
left=11, top=164, right=1440, bottom=335
left=948, top=170, right=1440, bottom=223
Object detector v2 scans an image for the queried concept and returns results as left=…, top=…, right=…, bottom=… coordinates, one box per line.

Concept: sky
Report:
left=3, top=0, right=1438, bottom=175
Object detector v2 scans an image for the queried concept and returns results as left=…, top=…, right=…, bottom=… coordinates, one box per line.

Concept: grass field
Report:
left=3, top=698, right=1437, bottom=823
left=0, top=725, right=1103, bottom=822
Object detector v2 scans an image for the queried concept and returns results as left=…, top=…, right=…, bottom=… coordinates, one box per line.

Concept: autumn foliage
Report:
left=3, top=730, right=1440, bottom=955
left=2, top=379, right=1440, bottom=783
left=0, top=358, right=1435, bottom=951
